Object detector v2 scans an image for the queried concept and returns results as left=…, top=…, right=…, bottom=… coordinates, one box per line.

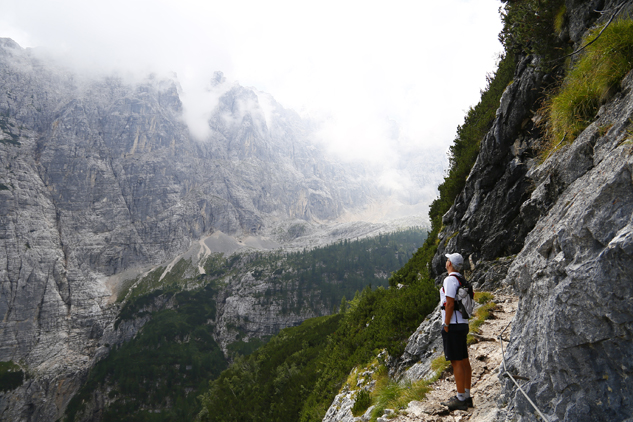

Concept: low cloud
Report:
left=0, top=0, right=504, bottom=218
left=179, top=72, right=234, bottom=141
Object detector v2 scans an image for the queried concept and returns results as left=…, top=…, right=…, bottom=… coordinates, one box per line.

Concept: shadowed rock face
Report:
left=0, top=39, right=377, bottom=420
left=432, top=53, right=545, bottom=277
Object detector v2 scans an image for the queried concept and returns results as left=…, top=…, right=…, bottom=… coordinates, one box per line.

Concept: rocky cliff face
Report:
left=213, top=270, right=328, bottom=350
left=499, top=69, right=633, bottom=422
left=0, top=38, right=385, bottom=421
left=426, top=1, right=633, bottom=420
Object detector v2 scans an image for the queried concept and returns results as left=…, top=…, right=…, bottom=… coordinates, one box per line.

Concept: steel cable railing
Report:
left=498, top=320, right=549, bottom=421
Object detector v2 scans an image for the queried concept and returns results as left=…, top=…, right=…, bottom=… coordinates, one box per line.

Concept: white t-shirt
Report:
left=440, top=272, right=468, bottom=324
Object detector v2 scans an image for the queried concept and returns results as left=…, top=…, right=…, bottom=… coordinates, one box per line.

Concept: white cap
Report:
left=445, top=253, right=464, bottom=270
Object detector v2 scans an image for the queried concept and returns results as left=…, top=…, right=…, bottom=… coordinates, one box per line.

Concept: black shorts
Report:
left=441, top=323, right=469, bottom=361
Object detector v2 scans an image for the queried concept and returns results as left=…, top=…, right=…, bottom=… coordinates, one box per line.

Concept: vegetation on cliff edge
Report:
left=544, top=18, right=633, bottom=148
left=499, top=0, right=567, bottom=66
left=0, top=361, right=24, bottom=392
left=198, top=314, right=343, bottom=422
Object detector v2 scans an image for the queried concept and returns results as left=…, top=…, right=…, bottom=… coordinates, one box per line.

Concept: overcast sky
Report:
left=0, top=0, right=504, bottom=166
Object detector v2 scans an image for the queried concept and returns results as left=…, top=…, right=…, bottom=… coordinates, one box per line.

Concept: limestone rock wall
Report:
left=500, top=69, right=633, bottom=421
left=213, top=271, right=326, bottom=350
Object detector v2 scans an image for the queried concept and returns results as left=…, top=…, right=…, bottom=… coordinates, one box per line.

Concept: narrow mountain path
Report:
left=395, top=292, right=518, bottom=422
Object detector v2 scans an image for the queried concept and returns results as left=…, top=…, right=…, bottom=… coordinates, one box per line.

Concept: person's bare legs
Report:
left=464, top=357, right=472, bottom=390
left=451, top=360, right=465, bottom=393
left=451, top=358, right=471, bottom=394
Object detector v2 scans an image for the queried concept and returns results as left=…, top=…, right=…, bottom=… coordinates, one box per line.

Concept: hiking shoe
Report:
left=440, top=396, right=473, bottom=408
left=441, top=396, right=469, bottom=411
left=440, top=396, right=455, bottom=406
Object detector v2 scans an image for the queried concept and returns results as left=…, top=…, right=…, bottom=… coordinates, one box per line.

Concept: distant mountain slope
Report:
left=0, top=37, right=429, bottom=421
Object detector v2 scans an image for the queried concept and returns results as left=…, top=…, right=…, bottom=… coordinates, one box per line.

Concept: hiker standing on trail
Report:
left=440, top=252, right=473, bottom=411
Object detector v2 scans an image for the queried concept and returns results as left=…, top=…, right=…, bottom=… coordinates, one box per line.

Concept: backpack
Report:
left=452, top=274, right=475, bottom=319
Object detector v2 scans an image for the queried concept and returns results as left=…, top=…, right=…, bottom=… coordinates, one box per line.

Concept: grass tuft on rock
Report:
left=368, top=370, right=430, bottom=422
left=430, top=355, right=451, bottom=377
left=544, top=19, right=633, bottom=152
left=468, top=298, right=497, bottom=344
left=475, top=291, right=494, bottom=305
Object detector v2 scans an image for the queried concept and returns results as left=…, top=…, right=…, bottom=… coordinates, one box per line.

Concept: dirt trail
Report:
left=394, top=293, right=518, bottom=422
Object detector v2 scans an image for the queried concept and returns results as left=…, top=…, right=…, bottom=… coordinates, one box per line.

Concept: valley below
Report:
left=62, top=227, right=428, bottom=422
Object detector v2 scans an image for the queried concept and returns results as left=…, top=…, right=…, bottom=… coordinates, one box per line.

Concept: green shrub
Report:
left=0, top=361, right=24, bottom=392
left=298, top=279, right=438, bottom=422
left=499, top=0, right=567, bottom=64
left=351, top=389, right=372, bottom=417
left=370, top=380, right=402, bottom=419
left=554, top=5, right=567, bottom=35
left=545, top=19, right=633, bottom=150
